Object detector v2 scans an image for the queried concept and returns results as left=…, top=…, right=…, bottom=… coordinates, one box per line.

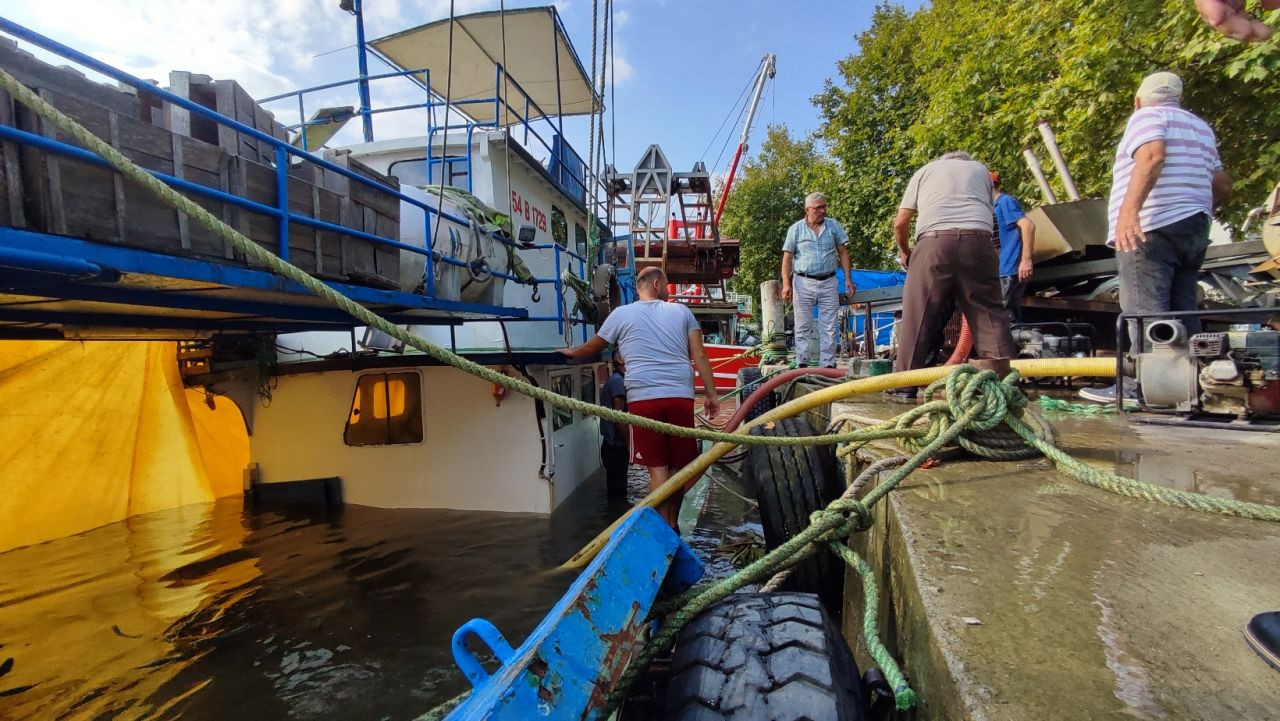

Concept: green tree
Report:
left=813, top=3, right=926, bottom=267
left=816, top=0, right=1280, bottom=253
left=720, top=126, right=858, bottom=306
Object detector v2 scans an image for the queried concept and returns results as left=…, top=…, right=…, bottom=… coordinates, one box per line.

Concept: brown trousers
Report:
left=896, top=229, right=1017, bottom=372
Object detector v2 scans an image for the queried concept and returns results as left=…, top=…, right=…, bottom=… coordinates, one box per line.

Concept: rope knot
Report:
left=812, top=497, right=873, bottom=536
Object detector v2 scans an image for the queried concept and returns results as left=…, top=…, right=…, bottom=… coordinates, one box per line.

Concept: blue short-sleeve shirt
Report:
left=994, top=193, right=1026, bottom=277
left=782, top=218, right=847, bottom=275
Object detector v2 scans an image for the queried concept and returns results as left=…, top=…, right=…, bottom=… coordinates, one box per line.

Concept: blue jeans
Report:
left=1117, top=212, right=1210, bottom=353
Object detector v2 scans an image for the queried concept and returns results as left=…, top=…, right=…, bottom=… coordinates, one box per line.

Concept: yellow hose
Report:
left=561, top=357, right=1116, bottom=569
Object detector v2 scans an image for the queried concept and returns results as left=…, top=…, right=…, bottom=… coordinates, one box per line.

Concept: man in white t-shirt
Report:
left=1081, top=71, right=1232, bottom=404
left=558, top=266, right=719, bottom=526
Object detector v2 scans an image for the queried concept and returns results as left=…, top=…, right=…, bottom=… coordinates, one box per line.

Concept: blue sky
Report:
left=5, top=0, right=925, bottom=181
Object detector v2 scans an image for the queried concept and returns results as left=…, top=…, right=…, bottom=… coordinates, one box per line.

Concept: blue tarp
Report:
left=837, top=268, right=904, bottom=347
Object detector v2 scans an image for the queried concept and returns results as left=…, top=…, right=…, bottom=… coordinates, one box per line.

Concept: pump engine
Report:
left=1137, top=320, right=1280, bottom=418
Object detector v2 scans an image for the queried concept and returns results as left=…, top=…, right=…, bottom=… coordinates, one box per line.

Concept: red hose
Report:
left=945, top=318, right=973, bottom=365
left=725, top=368, right=847, bottom=433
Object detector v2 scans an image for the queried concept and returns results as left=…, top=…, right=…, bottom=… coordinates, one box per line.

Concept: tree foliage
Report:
left=721, top=126, right=825, bottom=302
left=775, top=0, right=1278, bottom=270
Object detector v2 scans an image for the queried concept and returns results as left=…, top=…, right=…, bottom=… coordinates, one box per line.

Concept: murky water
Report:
left=0, top=464, right=759, bottom=720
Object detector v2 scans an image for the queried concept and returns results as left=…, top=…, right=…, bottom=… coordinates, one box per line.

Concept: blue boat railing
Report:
left=0, top=17, right=598, bottom=337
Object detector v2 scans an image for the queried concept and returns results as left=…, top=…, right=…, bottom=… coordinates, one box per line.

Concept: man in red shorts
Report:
left=558, top=266, right=719, bottom=526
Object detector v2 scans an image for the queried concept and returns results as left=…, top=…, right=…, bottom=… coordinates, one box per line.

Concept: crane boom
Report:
left=714, top=53, right=776, bottom=227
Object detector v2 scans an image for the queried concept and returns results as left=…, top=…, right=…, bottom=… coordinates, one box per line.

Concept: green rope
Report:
left=1038, top=395, right=1127, bottom=415
left=832, top=543, right=916, bottom=709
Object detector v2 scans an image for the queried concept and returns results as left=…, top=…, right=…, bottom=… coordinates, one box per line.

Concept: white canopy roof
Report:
left=370, top=6, right=599, bottom=126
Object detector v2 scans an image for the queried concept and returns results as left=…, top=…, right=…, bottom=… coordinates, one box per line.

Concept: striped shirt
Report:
left=1107, top=104, right=1222, bottom=247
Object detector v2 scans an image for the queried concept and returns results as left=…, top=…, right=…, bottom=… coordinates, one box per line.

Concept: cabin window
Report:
left=551, top=371, right=574, bottom=430
left=551, top=206, right=568, bottom=248
left=575, top=222, right=588, bottom=260
left=344, top=372, right=424, bottom=446
left=388, top=158, right=468, bottom=190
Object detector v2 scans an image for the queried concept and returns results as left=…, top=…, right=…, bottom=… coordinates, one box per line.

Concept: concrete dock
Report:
left=819, top=393, right=1280, bottom=720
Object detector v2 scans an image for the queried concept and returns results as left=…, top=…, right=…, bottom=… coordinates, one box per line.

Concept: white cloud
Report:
left=610, top=43, right=635, bottom=86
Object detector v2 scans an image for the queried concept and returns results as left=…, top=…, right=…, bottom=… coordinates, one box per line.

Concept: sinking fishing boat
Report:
left=0, top=6, right=618, bottom=515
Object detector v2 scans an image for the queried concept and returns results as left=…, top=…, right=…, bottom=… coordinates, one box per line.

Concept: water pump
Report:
left=1136, top=319, right=1280, bottom=418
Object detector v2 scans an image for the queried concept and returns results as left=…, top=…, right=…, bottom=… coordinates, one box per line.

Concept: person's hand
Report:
left=1018, top=258, right=1033, bottom=282
left=781, top=285, right=792, bottom=302
left=898, top=250, right=911, bottom=270
left=703, top=395, right=720, bottom=418
left=1114, top=210, right=1145, bottom=253
left=1196, top=0, right=1278, bottom=42
left=555, top=347, right=574, bottom=358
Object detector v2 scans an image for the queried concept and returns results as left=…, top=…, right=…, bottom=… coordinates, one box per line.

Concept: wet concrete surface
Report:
left=827, top=395, right=1280, bottom=720
left=0, top=459, right=755, bottom=720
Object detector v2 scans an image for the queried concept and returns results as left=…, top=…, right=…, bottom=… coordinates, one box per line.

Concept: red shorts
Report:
left=628, top=397, right=699, bottom=469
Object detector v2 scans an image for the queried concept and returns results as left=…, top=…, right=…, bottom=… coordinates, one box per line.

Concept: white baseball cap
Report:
left=1136, top=72, right=1183, bottom=104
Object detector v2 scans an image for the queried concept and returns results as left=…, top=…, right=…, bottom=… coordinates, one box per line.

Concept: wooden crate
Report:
left=288, top=149, right=401, bottom=289
left=237, top=156, right=344, bottom=280
left=12, top=81, right=237, bottom=260
left=161, top=71, right=287, bottom=166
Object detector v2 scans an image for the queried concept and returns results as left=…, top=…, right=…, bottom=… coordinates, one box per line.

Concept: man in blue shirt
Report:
left=780, top=192, right=854, bottom=368
left=991, top=172, right=1036, bottom=323
left=599, top=354, right=629, bottom=500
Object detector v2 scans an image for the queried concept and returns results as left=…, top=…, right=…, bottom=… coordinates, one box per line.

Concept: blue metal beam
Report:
left=0, top=246, right=102, bottom=277
left=0, top=229, right=528, bottom=323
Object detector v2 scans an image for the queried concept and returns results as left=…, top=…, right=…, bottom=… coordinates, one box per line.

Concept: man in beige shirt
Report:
left=893, top=151, right=1016, bottom=375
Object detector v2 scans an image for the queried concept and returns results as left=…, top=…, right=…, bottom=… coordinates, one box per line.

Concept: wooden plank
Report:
left=0, top=86, right=25, bottom=228
left=172, top=130, right=191, bottom=249
left=165, top=71, right=196, bottom=137
left=37, top=89, right=67, bottom=235
left=108, top=112, right=126, bottom=240
left=0, top=38, right=140, bottom=119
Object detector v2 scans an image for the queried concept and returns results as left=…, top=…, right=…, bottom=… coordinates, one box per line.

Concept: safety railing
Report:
left=257, top=67, right=433, bottom=152
left=0, top=17, right=595, bottom=335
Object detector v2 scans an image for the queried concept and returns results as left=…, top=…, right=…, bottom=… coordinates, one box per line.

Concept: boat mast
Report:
left=713, top=53, right=776, bottom=227
left=340, top=0, right=375, bottom=142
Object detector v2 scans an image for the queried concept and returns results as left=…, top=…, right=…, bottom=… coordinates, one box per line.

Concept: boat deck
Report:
left=818, top=393, right=1280, bottom=720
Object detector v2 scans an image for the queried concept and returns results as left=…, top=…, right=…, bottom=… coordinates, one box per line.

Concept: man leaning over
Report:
left=558, top=266, right=719, bottom=527
left=893, top=151, right=1017, bottom=378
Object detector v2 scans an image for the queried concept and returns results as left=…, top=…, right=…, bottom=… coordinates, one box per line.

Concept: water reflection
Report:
left=0, top=465, right=758, bottom=720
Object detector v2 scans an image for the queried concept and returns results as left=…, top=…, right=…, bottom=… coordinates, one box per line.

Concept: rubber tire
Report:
left=746, top=415, right=844, bottom=615
left=663, top=592, right=867, bottom=720
left=737, top=367, right=779, bottom=423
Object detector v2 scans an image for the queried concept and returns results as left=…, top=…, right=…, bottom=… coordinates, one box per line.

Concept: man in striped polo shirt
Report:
left=1081, top=71, right=1233, bottom=404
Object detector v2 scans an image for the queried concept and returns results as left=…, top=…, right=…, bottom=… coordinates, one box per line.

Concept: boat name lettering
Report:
left=510, top=191, right=548, bottom=233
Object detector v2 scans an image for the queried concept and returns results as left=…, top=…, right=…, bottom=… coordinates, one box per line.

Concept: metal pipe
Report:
left=0, top=246, right=102, bottom=277
left=353, top=0, right=374, bottom=142
left=275, top=146, right=290, bottom=260
left=1036, top=121, right=1081, bottom=201
left=1021, top=147, right=1059, bottom=205
left=257, top=67, right=432, bottom=103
